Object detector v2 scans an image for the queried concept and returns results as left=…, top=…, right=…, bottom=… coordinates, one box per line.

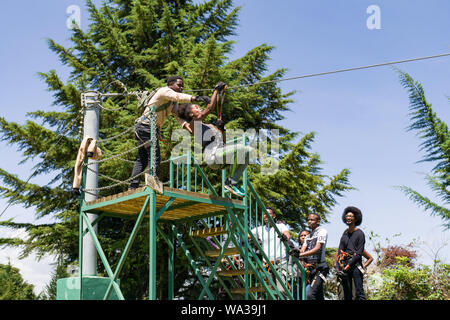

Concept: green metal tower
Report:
left=57, top=102, right=306, bottom=300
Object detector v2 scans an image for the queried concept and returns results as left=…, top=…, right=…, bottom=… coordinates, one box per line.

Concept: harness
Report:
left=135, top=88, right=178, bottom=147
left=335, top=249, right=365, bottom=276
left=216, top=85, right=227, bottom=123
left=262, top=259, right=293, bottom=291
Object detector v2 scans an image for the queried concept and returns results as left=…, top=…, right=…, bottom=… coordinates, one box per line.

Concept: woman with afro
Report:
left=335, top=206, right=366, bottom=300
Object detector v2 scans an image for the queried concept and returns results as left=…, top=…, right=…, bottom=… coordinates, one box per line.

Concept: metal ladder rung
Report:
left=218, top=269, right=254, bottom=277
left=205, top=247, right=240, bottom=257
left=191, top=226, right=227, bottom=238
left=230, top=286, right=268, bottom=294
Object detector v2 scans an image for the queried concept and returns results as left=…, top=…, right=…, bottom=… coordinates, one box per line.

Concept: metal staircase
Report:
left=75, top=144, right=306, bottom=300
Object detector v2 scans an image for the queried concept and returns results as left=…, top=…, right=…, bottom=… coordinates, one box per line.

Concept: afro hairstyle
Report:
left=176, top=103, right=193, bottom=122
left=342, top=206, right=362, bottom=226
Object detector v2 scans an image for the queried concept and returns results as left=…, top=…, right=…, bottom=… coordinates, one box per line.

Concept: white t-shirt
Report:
left=251, top=223, right=290, bottom=261
left=301, top=226, right=328, bottom=266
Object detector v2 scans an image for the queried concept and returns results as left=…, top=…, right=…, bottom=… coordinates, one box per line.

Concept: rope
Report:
left=217, top=85, right=227, bottom=121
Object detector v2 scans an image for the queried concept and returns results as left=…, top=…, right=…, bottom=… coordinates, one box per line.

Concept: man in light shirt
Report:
left=128, top=75, right=209, bottom=189
left=250, top=207, right=291, bottom=295
left=250, top=207, right=291, bottom=262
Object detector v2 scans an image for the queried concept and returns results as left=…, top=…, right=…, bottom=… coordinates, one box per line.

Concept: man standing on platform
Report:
left=128, top=76, right=210, bottom=190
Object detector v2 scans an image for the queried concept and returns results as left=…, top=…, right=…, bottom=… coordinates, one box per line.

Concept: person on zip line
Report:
left=175, top=81, right=255, bottom=197
left=128, top=75, right=210, bottom=190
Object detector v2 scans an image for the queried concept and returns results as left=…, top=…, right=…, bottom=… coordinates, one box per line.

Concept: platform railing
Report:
left=170, top=135, right=307, bottom=300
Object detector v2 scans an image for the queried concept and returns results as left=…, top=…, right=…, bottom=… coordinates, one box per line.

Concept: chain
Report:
left=83, top=170, right=169, bottom=192
left=84, top=139, right=150, bottom=166
left=98, top=125, right=135, bottom=144
left=83, top=170, right=147, bottom=191
left=150, top=107, right=158, bottom=177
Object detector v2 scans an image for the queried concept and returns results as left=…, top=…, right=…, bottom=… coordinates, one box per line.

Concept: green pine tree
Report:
left=40, top=259, right=70, bottom=300
left=0, top=262, right=37, bottom=300
left=396, top=69, right=450, bottom=229
left=0, top=0, right=352, bottom=299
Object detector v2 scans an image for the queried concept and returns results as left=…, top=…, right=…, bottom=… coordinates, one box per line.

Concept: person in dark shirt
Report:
left=176, top=82, right=254, bottom=197
left=336, top=206, right=366, bottom=300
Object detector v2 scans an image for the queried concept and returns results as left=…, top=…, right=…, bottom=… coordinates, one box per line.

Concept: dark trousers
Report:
left=307, top=266, right=329, bottom=300
left=129, top=124, right=160, bottom=188
left=342, top=265, right=366, bottom=300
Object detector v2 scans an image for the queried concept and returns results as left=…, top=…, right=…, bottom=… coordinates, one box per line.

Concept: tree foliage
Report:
left=396, top=69, right=450, bottom=229
left=379, top=244, right=417, bottom=269
left=39, top=259, right=70, bottom=300
left=365, top=234, right=449, bottom=300
left=368, top=256, right=450, bottom=300
left=0, top=0, right=352, bottom=299
left=0, top=262, right=37, bottom=300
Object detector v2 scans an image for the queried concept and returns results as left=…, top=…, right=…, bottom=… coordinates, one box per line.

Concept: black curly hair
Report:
left=167, top=75, right=183, bottom=86
left=342, top=206, right=362, bottom=226
left=176, top=103, right=193, bottom=122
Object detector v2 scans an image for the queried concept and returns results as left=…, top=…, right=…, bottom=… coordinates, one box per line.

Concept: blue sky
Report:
left=0, top=0, right=449, bottom=294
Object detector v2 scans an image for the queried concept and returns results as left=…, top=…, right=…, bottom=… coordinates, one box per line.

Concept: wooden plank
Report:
left=163, top=187, right=245, bottom=209
left=191, top=226, right=227, bottom=238
left=205, top=248, right=240, bottom=257
left=84, top=186, right=242, bottom=221
left=218, top=269, right=254, bottom=277
left=86, top=187, right=147, bottom=206
left=230, top=287, right=267, bottom=294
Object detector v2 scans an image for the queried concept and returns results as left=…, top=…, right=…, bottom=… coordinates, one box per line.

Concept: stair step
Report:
left=231, top=286, right=267, bottom=294
left=218, top=269, right=254, bottom=277
left=205, top=247, right=240, bottom=257
left=191, top=226, right=227, bottom=238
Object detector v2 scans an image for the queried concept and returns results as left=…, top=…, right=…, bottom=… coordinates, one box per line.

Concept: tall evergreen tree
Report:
left=0, top=262, right=37, bottom=300
left=397, top=69, right=450, bottom=229
left=0, top=0, right=352, bottom=299
left=40, top=259, right=70, bottom=300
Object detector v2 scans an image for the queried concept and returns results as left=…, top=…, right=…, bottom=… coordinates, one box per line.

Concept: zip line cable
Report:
left=1, top=52, right=449, bottom=217
left=184, top=52, right=450, bottom=92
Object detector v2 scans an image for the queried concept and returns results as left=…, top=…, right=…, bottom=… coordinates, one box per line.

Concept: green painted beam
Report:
left=81, top=212, right=124, bottom=300
left=149, top=189, right=157, bottom=300
left=156, top=197, right=176, bottom=220
left=82, top=188, right=150, bottom=212
left=173, top=225, right=214, bottom=300
left=187, top=229, right=235, bottom=299
left=103, top=196, right=150, bottom=300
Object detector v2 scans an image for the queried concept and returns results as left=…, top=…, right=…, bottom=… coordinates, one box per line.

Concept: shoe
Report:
left=224, top=183, right=245, bottom=197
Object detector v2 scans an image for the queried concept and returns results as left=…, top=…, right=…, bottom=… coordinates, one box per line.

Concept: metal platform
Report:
left=83, top=186, right=245, bottom=221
